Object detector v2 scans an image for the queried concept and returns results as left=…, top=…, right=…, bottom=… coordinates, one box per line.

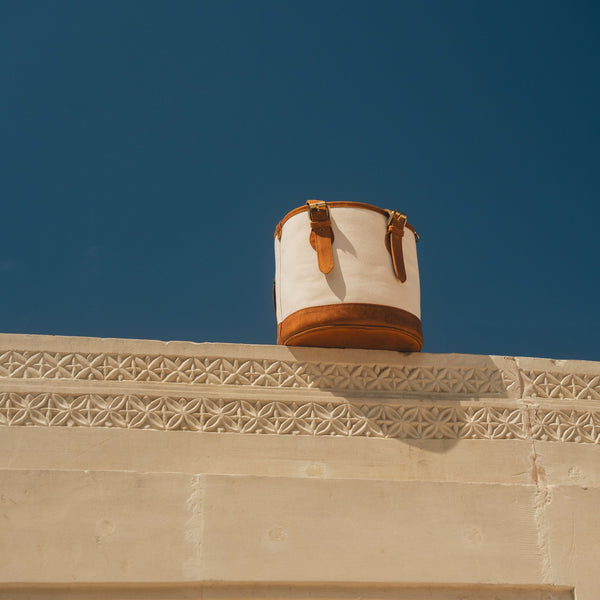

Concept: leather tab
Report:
left=306, top=200, right=334, bottom=274
left=385, top=210, right=407, bottom=282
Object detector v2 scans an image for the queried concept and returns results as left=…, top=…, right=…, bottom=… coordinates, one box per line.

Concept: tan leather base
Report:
left=277, top=303, right=423, bottom=352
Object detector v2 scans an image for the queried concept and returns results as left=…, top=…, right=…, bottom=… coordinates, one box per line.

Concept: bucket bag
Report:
left=273, top=200, right=423, bottom=351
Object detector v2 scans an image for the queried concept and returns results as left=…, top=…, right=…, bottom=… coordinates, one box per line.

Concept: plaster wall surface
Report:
left=0, top=334, right=598, bottom=599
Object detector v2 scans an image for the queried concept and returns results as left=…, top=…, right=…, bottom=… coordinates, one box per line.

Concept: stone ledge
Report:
left=0, top=334, right=598, bottom=444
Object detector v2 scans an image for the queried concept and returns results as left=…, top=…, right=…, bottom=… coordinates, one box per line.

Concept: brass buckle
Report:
left=306, top=200, right=330, bottom=220
left=386, top=210, right=407, bottom=226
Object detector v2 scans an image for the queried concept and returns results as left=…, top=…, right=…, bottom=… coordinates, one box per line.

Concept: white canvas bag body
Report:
left=274, top=200, right=423, bottom=351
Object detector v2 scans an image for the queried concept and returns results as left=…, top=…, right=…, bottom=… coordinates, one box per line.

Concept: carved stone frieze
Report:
left=1, top=391, right=598, bottom=444
left=0, top=336, right=598, bottom=444
left=0, top=350, right=511, bottom=394
left=522, top=370, right=600, bottom=400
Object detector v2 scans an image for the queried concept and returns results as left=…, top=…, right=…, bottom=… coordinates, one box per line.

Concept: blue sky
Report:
left=1, top=1, right=598, bottom=360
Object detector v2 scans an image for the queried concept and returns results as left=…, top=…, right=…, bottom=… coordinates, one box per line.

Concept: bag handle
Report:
left=306, top=200, right=334, bottom=274
left=385, top=210, right=407, bottom=282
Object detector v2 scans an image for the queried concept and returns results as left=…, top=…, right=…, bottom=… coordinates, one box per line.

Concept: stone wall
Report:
left=0, top=334, right=598, bottom=599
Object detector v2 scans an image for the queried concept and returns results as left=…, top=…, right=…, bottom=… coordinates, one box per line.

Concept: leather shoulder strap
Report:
left=385, top=210, right=407, bottom=282
left=306, top=200, right=334, bottom=274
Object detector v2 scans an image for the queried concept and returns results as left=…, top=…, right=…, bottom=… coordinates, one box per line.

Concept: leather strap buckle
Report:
left=386, top=210, right=407, bottom=226
left=307, top=199, right=330, bottom=220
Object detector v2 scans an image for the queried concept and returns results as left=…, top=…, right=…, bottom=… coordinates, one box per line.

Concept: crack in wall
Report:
left=530, top=439, right=553, bottom=584
left=183, top=474, right=204, bottom=578
left=518, top=355, right=553, bottom=585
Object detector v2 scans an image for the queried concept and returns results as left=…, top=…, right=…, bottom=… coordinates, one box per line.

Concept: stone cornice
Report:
left=0, top=334, right=598, bottom=444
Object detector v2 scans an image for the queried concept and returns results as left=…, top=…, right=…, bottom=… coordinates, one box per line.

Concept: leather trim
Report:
left=307, top=200, right=335, bottom=274
left=274, top=201, right=419, bottom=240
left=385, top=211, right=407, bottom=282
left=277, top=303, right=423, bottom=352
